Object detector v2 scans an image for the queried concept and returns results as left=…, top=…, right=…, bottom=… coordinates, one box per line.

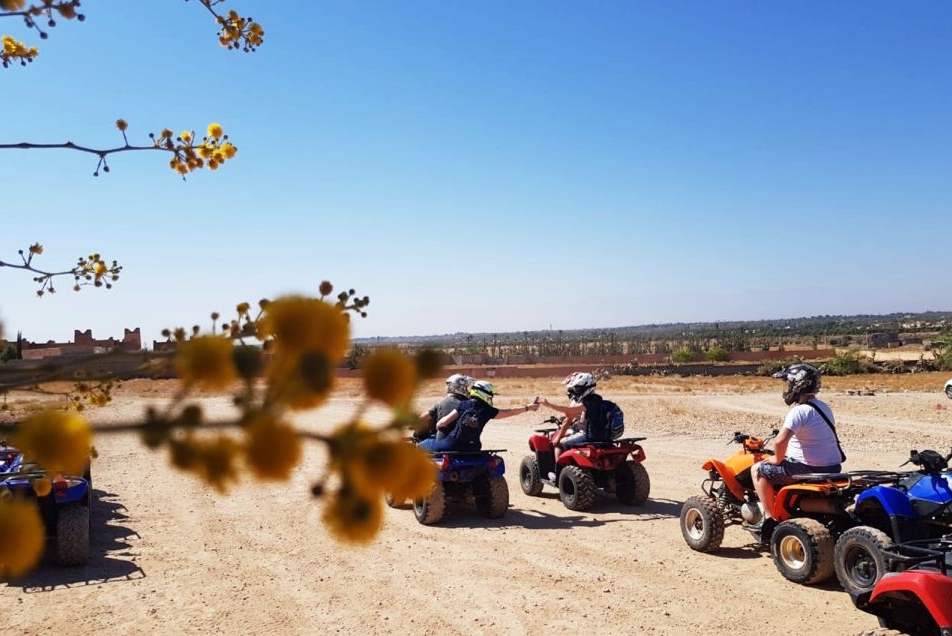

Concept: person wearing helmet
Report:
left=413, top=373, right=475, bottom=441
left=417, top=380, right=540, bottom=453
left=749, top=363, right=846, bottom=532
left=540, top=372, right=611, bottom=476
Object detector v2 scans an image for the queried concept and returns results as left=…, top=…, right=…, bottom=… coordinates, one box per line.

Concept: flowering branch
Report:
left=0, top=242, right=121, bottom=295
left=0, top=120, right=238, bottom=177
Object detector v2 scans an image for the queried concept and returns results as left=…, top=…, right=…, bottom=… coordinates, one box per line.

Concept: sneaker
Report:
left=547, top=472, right=556, bottom=481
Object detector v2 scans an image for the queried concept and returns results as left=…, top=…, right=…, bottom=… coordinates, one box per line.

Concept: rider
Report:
left=540, top=372, right=612, bottom=478
left=418, top=380, right=539, bottom=452
left=750, top=363, right=845, bottom=531
left=414, top=373, right=474, bottom=441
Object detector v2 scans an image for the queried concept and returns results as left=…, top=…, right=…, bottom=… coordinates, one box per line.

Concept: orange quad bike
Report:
left=680, top=430, right=900, bottom=586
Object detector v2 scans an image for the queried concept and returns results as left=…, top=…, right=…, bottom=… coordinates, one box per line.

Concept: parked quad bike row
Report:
left=387, top=415, right=651, bottom=526
left=679, top=429, right=952, bottom=636
left=0, top=441, right=92, bottom=568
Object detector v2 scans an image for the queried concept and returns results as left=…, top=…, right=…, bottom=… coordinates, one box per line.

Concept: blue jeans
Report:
left=417, top=435, right=457, bottom=453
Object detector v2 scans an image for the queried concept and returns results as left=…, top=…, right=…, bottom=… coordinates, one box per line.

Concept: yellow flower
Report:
left=265, top=349, right=335, bottom=410
left=115, top=119, right=128, bottom=132
left=32, top=477, right=52, bottom=497
left=243, top=412, right=302, bottom=480
left=360, top=348, right=417, bottom=407
left=322, top=485, right=382, bottom=544
left=28, top=242, right=43, bottom=255
left=14, top=410, right=91, bottom=475
left=221, top=143, right=237, bottom=159
left=256, top=295, right=350, bottom=362
left=0, top=1, right=28, bottom=11
left=0, top=499, right=45, bottom=580
left=180, top=131, right=192, bottom=143
left=174, top=336, right=237, bottom=390
left=207, top=123, right=223, bottom=139
left=347, top=438, right=435, bottom=501
left=93, top=260, right=108, bottom=277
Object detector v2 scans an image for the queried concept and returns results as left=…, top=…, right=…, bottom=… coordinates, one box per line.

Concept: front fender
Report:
left=528, top=434, right=554, bottom=453
left=701, top=458, right=746, bottom=501
left=871, top=571, right=952, bottom=629
left=857, top=485, right=917, bottom=518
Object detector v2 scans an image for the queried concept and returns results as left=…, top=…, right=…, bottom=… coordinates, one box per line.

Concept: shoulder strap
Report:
left=806, top=400, right=846, bottom=463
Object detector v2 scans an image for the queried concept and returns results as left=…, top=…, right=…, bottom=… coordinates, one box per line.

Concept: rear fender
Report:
left=772, top=483, right=833, bottom=521
left=871, top=571, right=952, bottom=628
left=52, top=476, right=89, bottom=506
left=856, top=485, right=917, bottom=518
left=701, top=458, right=746, bottom=500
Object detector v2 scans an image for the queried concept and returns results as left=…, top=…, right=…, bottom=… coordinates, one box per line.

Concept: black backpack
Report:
left=585, top=397, right=624, bottom=443
left=451, top=403, right=484, bottom=449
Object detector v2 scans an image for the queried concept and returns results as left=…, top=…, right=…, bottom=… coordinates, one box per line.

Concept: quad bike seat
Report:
left=789, top=472, right=852, bottom=484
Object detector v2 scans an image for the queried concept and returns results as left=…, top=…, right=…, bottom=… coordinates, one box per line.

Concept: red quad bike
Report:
left=519, top=415, right=650, bottom=511
left=680, top=429, right=900, bottom=586
left=852, top=537, right=952, bottom=636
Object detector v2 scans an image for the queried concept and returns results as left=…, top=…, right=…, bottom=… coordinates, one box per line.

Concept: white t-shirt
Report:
left=783, top=399, right=842, bottom=467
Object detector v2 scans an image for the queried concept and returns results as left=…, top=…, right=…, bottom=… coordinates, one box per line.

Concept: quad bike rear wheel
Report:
left=834, top=525, right=892, bottom=595
left=770, top=518, right=835, bottom=585
left=680, top=495, right=725, bottom=552
left=474, top=475, right=509, bottom=518
left=558, top=465, right=596, bottom=511
left=413, top=481, right=446, bottom=525
left=56, top=503, right=90, bottom=565
left=519, top=455, right=544, bottom=496
left=615, top=460, right=650, bottom=505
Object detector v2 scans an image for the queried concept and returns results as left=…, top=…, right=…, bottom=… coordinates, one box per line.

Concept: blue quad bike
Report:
left=394, top=448, right=509, bottom=525
left=834, top=449, right=952, bottom=596
left=0, top=440, right=92, bottom=566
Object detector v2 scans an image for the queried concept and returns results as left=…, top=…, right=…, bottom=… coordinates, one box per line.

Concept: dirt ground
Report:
left=3, top=371, right=952, bottom=635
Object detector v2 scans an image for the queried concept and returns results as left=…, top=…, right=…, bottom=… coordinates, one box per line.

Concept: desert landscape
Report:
left=3, top=370, right=952, bottom=635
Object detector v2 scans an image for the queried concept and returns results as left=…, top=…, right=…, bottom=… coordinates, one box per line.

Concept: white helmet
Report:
left=445, top=373, right=474, bottom=397
left=564, top=372, right=596, bottom=404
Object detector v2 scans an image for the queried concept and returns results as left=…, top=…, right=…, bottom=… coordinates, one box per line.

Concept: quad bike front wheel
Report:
left=770, top=518, right=835, bottom=585
left=413, top=481, right=446, bottom=525
left=474, top=475, right=509, bottom=518
left=680, top=495, right=725, bottom=552
left=615, top=460, right=650, bottom=505
left=834, top=525, right=892, bottom=595
left=519, top=455, right=544, bottom=496
left=558, top=465, right=596, bottom=511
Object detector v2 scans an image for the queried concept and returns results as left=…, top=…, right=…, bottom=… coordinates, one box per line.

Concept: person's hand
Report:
left=528, top=399, right=540, bottom=412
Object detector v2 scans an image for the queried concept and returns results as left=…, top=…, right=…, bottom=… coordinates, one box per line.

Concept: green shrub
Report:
left=670, top=348, right=695, bottom=364
left=821, top=350, right=877, bottom=376
left=705, top=346, right=729, bottom=362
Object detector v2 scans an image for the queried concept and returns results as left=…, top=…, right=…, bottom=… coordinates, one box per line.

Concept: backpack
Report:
left=585, top=398, right=625, bottom=443
left=450, top=402, right=484, bottom=449
left=601, top=400, right=625, bottom=441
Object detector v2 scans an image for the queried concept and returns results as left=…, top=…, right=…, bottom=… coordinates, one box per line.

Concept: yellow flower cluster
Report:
left=153, top=123, right=237, bottom=177
left=217, top=10, right=264, bottom=52
left=1, top=34, right=38, bottom=68
left=13, top=410, right=92, bottom=476
left=257, top=295, right=351, bottom=410
left=324, top=422, right=435, bottom=543
left=69, top=252, right=121, bottom=292
left=0, top=498, right=45, bottom=581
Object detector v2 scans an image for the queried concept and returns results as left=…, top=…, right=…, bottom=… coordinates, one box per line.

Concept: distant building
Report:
left=21, top=328, right=142, bottom=360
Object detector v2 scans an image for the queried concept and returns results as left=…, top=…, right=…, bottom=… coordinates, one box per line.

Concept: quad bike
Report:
left=835, top=448, right=952, bottom=597
left=679, top=429, right=901, bottom=586
left=406, top=448, right=509, bottom=525
left=519, top=415, right=649, bottom=511
left=0, top=440, right=92, bottom=566
left=851, top=537, right=952, bottom=636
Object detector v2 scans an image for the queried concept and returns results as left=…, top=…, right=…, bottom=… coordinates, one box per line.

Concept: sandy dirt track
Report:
left=4, top=372, right=952, bottom=635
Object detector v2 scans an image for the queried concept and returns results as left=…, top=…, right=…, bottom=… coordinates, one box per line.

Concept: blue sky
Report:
left=1, top=1, right=950, bottom=347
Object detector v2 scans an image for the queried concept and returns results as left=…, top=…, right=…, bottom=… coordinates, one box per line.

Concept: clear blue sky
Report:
left=2, top=1, right=950, bottom=347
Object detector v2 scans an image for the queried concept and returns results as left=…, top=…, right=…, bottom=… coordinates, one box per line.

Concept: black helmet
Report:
left=773, top=363, right=821, bottom=405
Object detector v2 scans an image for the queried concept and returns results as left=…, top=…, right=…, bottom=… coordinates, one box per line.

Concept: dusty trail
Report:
left=4, top=373, right=951, bottom=634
